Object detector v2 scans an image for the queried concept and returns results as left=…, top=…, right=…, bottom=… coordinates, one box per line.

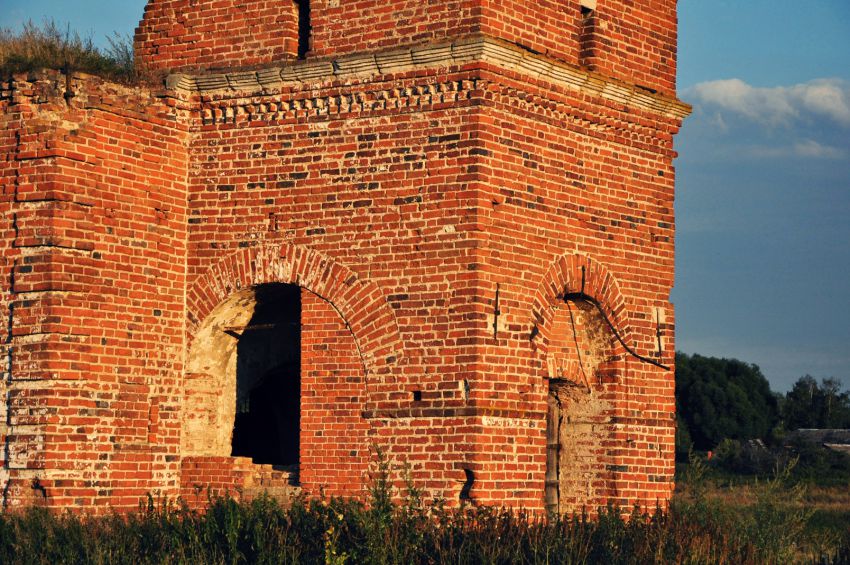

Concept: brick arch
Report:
left=529, top=253, right=631, bottom=360
left=531, top=253, right=631, bottom=513
left=186, top=243, right=403, bottom=377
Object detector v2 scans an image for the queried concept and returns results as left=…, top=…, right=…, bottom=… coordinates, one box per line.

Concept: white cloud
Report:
left=744, top=139, right=845, bottom=160
left=685, top=78, right=850, bottom=126
left=792, top=139, right=845, bottom=159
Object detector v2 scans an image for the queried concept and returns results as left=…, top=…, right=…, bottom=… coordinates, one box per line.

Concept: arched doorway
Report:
left=182, top=282, right=371, bottom=498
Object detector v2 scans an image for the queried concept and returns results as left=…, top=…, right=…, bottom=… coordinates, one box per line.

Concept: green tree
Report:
left=676, top=352, right=779, bottom=451
left=782, top=375, right=850, bottom=430
left=675, top=413, right=693, bottom=460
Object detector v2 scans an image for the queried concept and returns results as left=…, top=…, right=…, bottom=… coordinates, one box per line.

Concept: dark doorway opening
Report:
left=231, top=283, right=301, bottom=466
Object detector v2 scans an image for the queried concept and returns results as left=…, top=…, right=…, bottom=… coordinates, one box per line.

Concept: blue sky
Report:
left=676, top=0, right=850, bottom=391
left=2, top=1, right=849, bottom=392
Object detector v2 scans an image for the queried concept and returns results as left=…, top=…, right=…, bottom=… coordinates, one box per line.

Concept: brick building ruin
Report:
left=0, top=0, right=689, bottom=513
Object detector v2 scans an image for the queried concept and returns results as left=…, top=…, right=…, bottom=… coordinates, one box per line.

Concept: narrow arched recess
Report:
left=531, top=253, right=629, bottom=515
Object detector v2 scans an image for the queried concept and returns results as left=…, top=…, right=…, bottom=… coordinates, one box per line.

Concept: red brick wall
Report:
left=0, top=71, right=188, bottom=511
left=137, top=1, right=677, bottom=94
left=135, top=0, right=300, bottom=73
left=180, top=456, right=298, bottom=509
left=307, top=0, right=585, bottom=65
left=469, top=67, right=678, bottom=508
left=300, top=290, right=369, bottom=497
left=180, top=456, right=259, bottom=503
left=307, top=0, right=676, bottom=93
left=479, top=0, right=582, bottom=64
left=581, top=0, right=678, bottom=94
left=0, top=77, right=21, bottom=502
left=178, top=58, right=680, bottom=510
left=184, top=72, right=483, bottom=392
left=309, top=0, right=482, bottom=57
left=183, top=69, right=485, bottom=505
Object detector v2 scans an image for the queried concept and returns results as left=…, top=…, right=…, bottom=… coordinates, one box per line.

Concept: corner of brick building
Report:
left=1, top=0, right=688, bottom=514
left=1, top=70, right=189, bottom=511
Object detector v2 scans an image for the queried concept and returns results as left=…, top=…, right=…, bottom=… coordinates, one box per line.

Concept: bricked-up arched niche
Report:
left=531, top=254, right=628, bottom=515
left=182, top=244, right=403, bottom=496
left=531, top=254, right=631, bottom=354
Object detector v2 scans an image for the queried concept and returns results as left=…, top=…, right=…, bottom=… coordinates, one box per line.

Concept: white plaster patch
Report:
left=482, top=416, right=539, bottom=429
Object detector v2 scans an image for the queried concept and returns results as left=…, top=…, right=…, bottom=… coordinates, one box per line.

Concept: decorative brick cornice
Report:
left=168, top=35, right=691, bottom=119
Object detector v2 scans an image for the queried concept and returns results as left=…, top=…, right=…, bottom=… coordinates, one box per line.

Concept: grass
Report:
left=674, top=454, right=850, bottom=564
left=0, top=497, right=777, bottom=565
left=0, top=457, right=848, bottom=564
left=0, top=20, right=143, bottom=83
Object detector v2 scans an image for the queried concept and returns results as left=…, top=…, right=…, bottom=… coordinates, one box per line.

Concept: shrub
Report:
left=711, top=438, right=789, bottom=476
left=787, top=438, right=850, bottom=486
left=708, top=436, right=850, bottom=486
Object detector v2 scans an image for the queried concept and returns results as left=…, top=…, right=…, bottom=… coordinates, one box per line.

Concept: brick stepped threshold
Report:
left=243, top=464, right=301, bottom=507
left=180, top=456, right=301, bottom=509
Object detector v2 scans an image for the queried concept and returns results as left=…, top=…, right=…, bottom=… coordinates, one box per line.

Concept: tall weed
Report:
left=0, top=460, right=845, bottom=564
left=0, top=20, right=143, bottom=82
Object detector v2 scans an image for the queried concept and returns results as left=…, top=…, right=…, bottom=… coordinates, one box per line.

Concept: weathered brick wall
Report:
left=581, top=0, right=678, bottom=94
left=2, top=0, right=686, bottom=513
left=309, top=0, right=482, bottom=57
left=470, top=64, right=679, bottom=508
left=180, top=456, right=298, bottom=508
left=182, top=68, right=486, bottom=504
left=0, top=71, right=188, bottom=511
left=136, top=0, right=676, bottom=94
left=310, top=0, right=675, bottom=94
left=0, top=78, right=21, bottom=505
left=479, top=0, right=582, bottom=65
left=135, top=0, right=300, bottom=73
left=175, top=49, right=682, bottom=509
left=300, top=290, right=369, bottom=497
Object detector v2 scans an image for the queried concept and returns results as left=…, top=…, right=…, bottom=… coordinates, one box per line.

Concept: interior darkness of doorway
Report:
left=231, top=283, right=302, bottom=467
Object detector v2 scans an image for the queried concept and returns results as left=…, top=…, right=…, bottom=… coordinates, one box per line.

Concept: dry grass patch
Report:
left=0, top=20, right=143, bottom=83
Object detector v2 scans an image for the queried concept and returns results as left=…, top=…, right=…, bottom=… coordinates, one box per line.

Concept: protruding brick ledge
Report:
left=167, top=35, right=691, bottom=119
left=362, top=405, right=546, bottom=421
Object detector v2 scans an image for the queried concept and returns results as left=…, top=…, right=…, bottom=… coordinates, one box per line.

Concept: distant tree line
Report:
left=676, top=352, right=850, bottom=455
